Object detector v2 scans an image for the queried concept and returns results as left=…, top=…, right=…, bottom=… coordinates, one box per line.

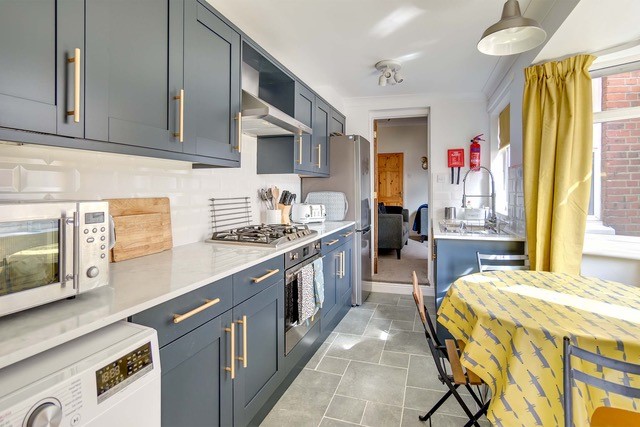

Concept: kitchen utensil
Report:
left=444, top=207, right=457, bottom=220
left=271, top=186, right=280, bottom=207
left=107, top=197, right=173, bottom=262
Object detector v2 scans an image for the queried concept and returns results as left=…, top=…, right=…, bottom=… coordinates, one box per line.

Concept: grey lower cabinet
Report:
left=160, top=310, right=233, bottom=427
left=0, top=0, right=83, bottom=137
left=320, top=231, right=354, bottom=328
left=183, top=0, right=241, bottom=164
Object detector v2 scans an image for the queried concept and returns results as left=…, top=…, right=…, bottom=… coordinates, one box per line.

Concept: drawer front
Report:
left=321, top=226, right=355, bottom=254
left=131, top=276, right=232, bottom=347
left=233, top=256, right=284, bottom=304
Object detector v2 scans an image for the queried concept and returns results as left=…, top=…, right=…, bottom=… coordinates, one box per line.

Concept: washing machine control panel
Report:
left=95, top=342, right=153, bottom=403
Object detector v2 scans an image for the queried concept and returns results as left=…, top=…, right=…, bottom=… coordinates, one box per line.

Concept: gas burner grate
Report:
left=207, top=224, right=316, bottom=248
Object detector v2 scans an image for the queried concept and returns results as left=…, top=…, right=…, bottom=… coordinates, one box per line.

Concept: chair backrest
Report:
left=563, top=337, right=640, bottom=427
left=476, top=252, right=529, bottom=272
left=411, top=271, right=441, bottom=347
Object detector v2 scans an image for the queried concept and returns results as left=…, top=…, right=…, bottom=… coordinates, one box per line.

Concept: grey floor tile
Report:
left=373, top=305, right=416, bottom=322
left=400, top=408, right=490, bottom=427
left=407, top=355, right=448, bottom=392
left=336, top=361, right=407, bottom=407
left=326, top=334, right=385, bottom=363
left=325, top=395, right=367, bottom=424
left=403, top=386, right=479, bottom=418
left=361, top=401, right=403, bottom=427
left=307, top=342, right=331, bottom=369
left=384, top=330, right=430, bottom=355
left=380, top=351, right=410, bottom=368
left=366, top=292, right=401, bottom=305
left=291, top=368, right=343, bottom=395
left=363, top=318, right=392, bottom=338
left=333, top=309, right=374, bottom=335
left=360, top=301, right=379, bottom=311
left=397, top=298, right=415, bottom=307
left=317, top=356, right=350, bottom=376
left=319, top=418, right=361, bottom=427
left=390, top=320, right=414, bottom=331
left=260, top=384, right=333, bottom=427
left=325, top=331, right=339, bottom=344
left=399, top=294, right=414, bottom=301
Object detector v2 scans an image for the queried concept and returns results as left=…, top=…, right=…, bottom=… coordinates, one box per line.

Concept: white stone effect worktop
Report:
left=0, top=221, right=354, bottom=370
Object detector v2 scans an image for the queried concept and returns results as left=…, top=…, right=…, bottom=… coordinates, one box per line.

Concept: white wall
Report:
left=0, top=136, right=300, bottom=247
left=377, top=119, right=428, bottom=231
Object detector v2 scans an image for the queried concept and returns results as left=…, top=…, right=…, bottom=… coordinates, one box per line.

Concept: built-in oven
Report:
left=284, top=239, right=322, bottom=355
left=0, top=200, right=111, bottom=317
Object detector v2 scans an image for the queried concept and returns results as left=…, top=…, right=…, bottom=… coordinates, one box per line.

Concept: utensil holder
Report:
left=278, top=204, right=291, bottom=225
left=265, top=209, right=282, bottom=224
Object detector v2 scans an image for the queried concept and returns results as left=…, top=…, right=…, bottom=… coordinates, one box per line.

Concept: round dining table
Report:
left=437, top=270, right=640, bottom=427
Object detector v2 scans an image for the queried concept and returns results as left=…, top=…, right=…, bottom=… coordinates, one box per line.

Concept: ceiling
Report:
left=206, top=0, right=553, bottom=99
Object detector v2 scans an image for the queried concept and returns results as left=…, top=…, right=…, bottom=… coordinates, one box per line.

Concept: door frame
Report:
left=370, top=109, right=431, bottom=282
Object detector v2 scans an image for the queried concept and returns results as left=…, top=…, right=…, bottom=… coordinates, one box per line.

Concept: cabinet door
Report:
left=321, top=250, right=338, bottom=321
left=294, top=83, right=315, bottom=173
left=183, top=0, right=241, bottom=163
left=330, top=109, right=345, bottom=136
left=159, top=311, right=233, bottom=427
left=233, top=283, right=284, bottom=426
left=0, top=1, right=82, bottom=136
left=85, top=0, right=183, bottom=151
left=337, top=242, right=353, bottom=302
left=313, top=97, right=330, bottom=175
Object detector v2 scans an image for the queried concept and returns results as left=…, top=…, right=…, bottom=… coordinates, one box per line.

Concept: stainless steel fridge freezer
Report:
left=301, top=135, right=372, bottom=305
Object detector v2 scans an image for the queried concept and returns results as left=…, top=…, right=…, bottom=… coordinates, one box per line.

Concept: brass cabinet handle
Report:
left=237, top=315, right=248, bottom=368
left=235, top=112, right=242, bottom=152
left=325, top=239, right=339, bottom=246
left=66, top=48, right=81, bottom=123
left=225, top=322, right=235, bottom=379
left=173, top=89, right=184, bottom=142
left=337, top=251, right=344, bottom=278
left=251, top=268, right=280, bottom=283
left=172, top=297, right=220, bottom=324
left=341, top=251, right=346, bottom=278
left=317, top=144, right=322, bottom=168
left=297, top=133, right=303, bottom=164
left=341, top=231, right=354, bottom=238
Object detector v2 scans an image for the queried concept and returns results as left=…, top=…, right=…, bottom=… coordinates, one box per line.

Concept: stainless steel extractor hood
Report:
left=242, top=90, right=312, bottom=137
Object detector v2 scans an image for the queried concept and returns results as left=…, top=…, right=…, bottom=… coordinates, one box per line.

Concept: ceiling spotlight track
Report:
left=375, top=60, right=404, bottom=86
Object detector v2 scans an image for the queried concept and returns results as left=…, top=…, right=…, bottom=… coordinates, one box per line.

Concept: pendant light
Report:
left=477, top=0, right=546, bottom=56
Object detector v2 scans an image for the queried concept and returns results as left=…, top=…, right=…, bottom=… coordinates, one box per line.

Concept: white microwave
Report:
left=0, top=200, right=111, bottom=317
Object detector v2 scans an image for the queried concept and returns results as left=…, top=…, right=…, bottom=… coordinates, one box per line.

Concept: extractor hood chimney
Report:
left=241, top=90, right=312, bottom=137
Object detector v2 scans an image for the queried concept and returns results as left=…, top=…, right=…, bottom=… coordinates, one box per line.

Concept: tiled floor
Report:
left=261, top=293, right=491, bottom=427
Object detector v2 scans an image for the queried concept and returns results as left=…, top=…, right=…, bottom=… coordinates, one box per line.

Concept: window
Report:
left=493, top=105, right=510, bottom=215
left=589, top=64, right=640, bottom=237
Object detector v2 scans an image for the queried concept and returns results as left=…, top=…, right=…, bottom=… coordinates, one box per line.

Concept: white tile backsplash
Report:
left=0, top=135, right=300, bottom=246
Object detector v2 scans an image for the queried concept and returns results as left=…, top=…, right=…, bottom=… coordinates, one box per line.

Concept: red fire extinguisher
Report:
left=469, top=134, right=484, bottom=171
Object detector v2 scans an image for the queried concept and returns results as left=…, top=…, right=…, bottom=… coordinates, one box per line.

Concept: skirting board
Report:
left=365, top=281, right=435, bottom=297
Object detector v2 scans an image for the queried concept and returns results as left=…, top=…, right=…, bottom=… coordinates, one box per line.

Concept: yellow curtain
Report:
left=499, top=104, right=510, bottom=150
left=523, top=54, right=596, bottom=274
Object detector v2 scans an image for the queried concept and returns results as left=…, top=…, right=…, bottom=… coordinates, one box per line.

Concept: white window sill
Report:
left=583, top=233, right=640, bottom=261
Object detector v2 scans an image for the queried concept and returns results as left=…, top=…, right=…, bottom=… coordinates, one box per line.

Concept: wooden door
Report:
left=378, top=153, right=404, bottom=206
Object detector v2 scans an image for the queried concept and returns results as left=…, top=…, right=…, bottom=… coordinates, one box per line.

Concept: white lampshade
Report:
left=478, top=0, right=546, bottom=56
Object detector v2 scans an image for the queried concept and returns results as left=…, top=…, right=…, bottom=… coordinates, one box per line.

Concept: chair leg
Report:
left=450, top=387, right=482, bottom=427
left=464, top=384, right=484, bottom=407
left=419, top=387, right=456, bottom=421
left=463, top=401, right=490, bottom=427
left=396, top=249, right=401, bottom=259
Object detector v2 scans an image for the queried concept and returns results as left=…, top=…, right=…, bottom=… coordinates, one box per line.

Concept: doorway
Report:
left=373, top=116, right=429, bottom=287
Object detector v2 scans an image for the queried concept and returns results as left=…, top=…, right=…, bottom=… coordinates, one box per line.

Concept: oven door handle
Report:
left=286, top=254, right=322, bottom=281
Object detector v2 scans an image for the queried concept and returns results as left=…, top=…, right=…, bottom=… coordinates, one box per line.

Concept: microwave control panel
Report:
left=77, top=201, right=110, bottom=290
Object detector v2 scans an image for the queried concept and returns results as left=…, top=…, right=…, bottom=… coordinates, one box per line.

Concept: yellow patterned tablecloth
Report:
left=438, top=270, right=640, bottom=427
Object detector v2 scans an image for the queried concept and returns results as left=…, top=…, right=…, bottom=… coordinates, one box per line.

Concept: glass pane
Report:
left=0, top=220, right=60, bottom=296
left=600, top=70, right=640, bottom=111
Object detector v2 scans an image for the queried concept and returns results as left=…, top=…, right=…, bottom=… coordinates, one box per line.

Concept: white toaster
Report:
left=291, top=203, right=326, bottom=224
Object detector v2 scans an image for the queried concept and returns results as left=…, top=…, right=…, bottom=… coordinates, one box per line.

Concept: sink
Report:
left=439, top=219, right=506, bottom=236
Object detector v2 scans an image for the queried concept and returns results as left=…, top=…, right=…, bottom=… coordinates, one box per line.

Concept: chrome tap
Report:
left=461, top=166, right=497, bottom=225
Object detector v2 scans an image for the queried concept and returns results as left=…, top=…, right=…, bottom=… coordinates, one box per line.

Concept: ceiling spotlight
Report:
left=478, top=0, right=546, bottom=56
left=375, top=60, right=403, bottom=86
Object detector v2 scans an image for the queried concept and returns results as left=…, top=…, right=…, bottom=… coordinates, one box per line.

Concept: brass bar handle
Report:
left=66, top=48, right=81, bottom=123
left=173, top=89, right=184, bottom=142
left=235, top=112, right=242, bottom=152
left=337, top=251, right=344, bottom=278
left=317, top=144, right=322, bottom=168
left=225, top=322, right=236, bottom=379
left=342, top=251, right=346, bottom=278
left=297, top=133, right=303, bottom=164
left=172, top=298, right=220, bottom=324
left=325, top=239, right=339, bottom=246
left=251, top=269, right=280, bottom=283
left=341, top=231, right=354, bottom=238
left=237, top=315, right=248, bottom=368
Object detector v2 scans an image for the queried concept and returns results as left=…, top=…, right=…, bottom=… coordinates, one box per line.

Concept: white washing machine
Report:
left=0, top=322, right=161, bottom=427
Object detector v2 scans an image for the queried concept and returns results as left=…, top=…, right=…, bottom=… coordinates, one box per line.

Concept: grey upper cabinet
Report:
left=84, top=0, right=183, bottom=152
left=330, top=108, right=346, bottom=136
left=294, top=83, right=315, bottom=173
left=0, top=0, right=83, bottom=137
left=183, top=0, right=241, bottom=164
left=314, top=97, right=330, bottom=175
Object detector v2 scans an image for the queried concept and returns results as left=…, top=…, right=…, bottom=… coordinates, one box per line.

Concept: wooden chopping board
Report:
left=107, top=197, right=173, bottom=262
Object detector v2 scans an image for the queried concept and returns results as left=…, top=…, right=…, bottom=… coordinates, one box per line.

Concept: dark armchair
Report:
left=378, top=204, right=410, bottom=259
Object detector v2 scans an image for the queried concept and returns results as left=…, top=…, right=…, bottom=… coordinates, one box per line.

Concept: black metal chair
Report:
left=563, top=336, right=640, bottom=427
left=476, top=252, right=529, bottom=272
left=411, top=271, right=490, bottom=427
